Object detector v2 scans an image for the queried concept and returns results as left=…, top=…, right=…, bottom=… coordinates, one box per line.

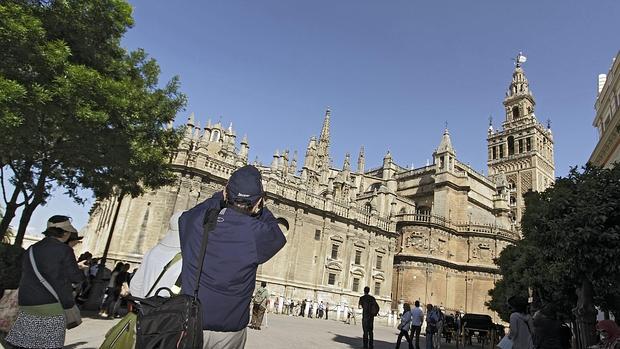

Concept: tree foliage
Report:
left=488, top=163, right=620, bottom=321
left=0, top=0, right=187, bottom=244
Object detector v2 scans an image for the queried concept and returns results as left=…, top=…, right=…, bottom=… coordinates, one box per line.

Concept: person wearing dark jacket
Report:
left=359, top=286, right=379, bottom=349
left=6, top=215, right=85, bottom=349
left=179, top=165, right=286, bottom=349
left=533, top=304, right=563, bottom=349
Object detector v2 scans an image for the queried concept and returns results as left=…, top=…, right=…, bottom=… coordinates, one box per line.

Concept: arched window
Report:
left=364, top=203, right=372, bottom=213
left=512, top=106, right=520, bottom=119
left=210, top=129, right=221, bottom=142
left=507, top=136, right=515, bottom=156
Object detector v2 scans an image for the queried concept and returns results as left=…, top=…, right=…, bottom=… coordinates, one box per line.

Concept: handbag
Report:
left=497, top=335, right=513, bottom=349
left=99, top=252, right=183, bottom=349
left=0, top=289, right=19, bottom=332
left=28, top=247, right=82, bottom=329
left=131, top=208, right=222, bottom=349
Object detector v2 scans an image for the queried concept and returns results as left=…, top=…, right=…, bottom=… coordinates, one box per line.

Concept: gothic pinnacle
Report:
left=320, top=107, right=331, bottom=142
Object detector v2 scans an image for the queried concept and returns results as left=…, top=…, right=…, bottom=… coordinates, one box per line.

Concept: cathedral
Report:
left=83, top=56, right=555, bottom=317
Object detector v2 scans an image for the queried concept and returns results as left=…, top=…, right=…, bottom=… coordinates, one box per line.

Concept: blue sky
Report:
left=11, top=0, right=620, bottom=236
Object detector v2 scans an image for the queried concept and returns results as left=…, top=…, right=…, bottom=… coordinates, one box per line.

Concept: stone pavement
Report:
left=64, top=313, right=464, bottom=349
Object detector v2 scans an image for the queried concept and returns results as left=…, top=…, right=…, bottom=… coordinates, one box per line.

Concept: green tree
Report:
left=488, top=163, right=620, bottom=346
left=0, top=0, right=186, bottom=244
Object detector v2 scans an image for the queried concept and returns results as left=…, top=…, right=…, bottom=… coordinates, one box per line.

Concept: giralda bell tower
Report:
left=487, top=53, right=555, bottom=224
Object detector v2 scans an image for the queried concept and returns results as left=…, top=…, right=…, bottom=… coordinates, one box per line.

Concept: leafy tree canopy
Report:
left=0, top=0, right=187, bottom=243
left=488, top=163, right=620, bottom=321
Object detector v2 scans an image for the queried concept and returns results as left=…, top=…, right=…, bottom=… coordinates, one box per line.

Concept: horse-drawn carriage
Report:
left=455, top=313, right=503, bottom=349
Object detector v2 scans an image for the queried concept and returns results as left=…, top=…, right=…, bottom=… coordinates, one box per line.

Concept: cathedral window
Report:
left=518, top=139, right=524, bottom=153
left=376, top=255, right=383, bottom=269
left=355, top=250, right=362, bottom=265
left=499, top=144, right=504, bottom=158
left=352, top=278, right=360, bottom=292
left=512, top=106, right=520, bottom=119
left=526, top=138, right=532, bottom=151
left=331, top=244, right=339, bottom=259
left=508, top=136, right=515, bottom=156
left=374, top=282, right=381, bottom=296
left=364, top=202, right=372, bottom=213
left=510, top=195, right=517, bottom=207
left=315, top=229, right=321, bottom=240
left=328, top=273, right=336, bottom=285
left=492, top=146, right=497, bottom=160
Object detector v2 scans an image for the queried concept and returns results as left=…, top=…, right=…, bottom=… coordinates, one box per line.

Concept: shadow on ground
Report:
left=331, top=332, right=404, bottom=349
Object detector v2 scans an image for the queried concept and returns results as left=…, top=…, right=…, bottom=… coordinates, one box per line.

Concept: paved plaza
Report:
left=63, top=313, right=464, bottom=349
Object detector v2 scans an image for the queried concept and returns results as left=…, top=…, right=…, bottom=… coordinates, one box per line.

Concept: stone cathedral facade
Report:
left=83, top=58, right=554, bottom=316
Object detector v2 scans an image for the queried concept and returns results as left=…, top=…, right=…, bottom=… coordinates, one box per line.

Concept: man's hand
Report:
left=251, top=197, right=264, bottom=215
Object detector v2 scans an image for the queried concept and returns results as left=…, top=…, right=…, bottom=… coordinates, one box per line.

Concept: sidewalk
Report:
left=64, top=313, right=459, bottom=349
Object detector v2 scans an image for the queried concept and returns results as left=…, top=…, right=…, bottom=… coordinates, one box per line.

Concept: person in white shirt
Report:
left=129, top=211, right=184, bottom=298
left=410, top=300, right=425, bottom=349
left=396, top=303, right=415, bottom=349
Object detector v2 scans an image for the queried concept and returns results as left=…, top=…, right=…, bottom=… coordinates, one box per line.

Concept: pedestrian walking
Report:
left=99, top=262, right=124, bottom=318
left=308, top=301, right=314, bottom=318
left=179, top=165, right=286, bottom=348
left=424, top=303, right=439, bottom=349
left=410, top=300, right=424, bottom=349
left=507, top=296, right=534, bottom=349
left=250, top=282, right=269, bottom=330
left=325, top=302, right=329, bottom=320
left=359, top=286, right=380, bottom=349
left=319, top=301, right=325, bottom=319
left=432, top=306, right=445, bottom=349
left=395, top=303, right=414, bottom=349
left=5, top=215, right=85, bottom=349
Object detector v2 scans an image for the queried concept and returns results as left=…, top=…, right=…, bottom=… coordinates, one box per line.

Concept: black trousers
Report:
left=410, top=325, right=422, bottom=349
left=362, top=316, right=374, bottom=348
left=396, top=329, right=414, bottom=349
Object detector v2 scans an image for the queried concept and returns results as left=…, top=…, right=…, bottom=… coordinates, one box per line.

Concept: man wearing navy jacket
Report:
left=179, top=165, right=286, bottom=349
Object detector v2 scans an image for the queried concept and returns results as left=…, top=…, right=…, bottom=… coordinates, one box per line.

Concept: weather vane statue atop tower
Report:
left=515, top=52, right=527, bottom=68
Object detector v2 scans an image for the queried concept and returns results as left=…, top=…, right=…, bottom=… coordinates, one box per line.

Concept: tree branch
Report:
left=0, top=166, right=8, bottom=205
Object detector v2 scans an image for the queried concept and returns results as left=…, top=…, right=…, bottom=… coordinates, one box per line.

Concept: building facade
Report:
left=83, top=57, right=554, bottom=317
left=590, top=51, right=620, bottom=168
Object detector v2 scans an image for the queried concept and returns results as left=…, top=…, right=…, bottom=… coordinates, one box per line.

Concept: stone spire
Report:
left=357, top=146, right=365, bottom=173
left=187, top=112, right=195, bottom=127
left=289, top=151, right=298, bottom=175
left=319, top=107, right=331, bottom=144
left=436, top=128, right=455, bottom=155
left=303, top=136, right=317, bottom=170
left=239, top=134, right=249, bottom=160
left=343, top=153, right=351, bottom=172
left=271, top=149, right=280, bottom=171
left=434, top=128, right=456, bottom=173
left=316, top=108, right=331, bottom=161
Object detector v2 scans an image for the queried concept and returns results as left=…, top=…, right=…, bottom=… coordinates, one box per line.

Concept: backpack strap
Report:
left=193, top=208, right=223, bottom=298
left=145, top=252, right=182, bottom=297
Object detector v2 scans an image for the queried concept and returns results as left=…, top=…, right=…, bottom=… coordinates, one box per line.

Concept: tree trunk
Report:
left=13, top=168, right=48, bottom=247
left=572, top=279, right=597, bottom=349
left=14, top=198, right=41, bottom=247
left=0, top=185, right=23, bottom=241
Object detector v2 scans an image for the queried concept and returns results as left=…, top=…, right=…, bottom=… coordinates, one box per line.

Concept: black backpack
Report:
left=131, top=208, right=220, bottom=349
